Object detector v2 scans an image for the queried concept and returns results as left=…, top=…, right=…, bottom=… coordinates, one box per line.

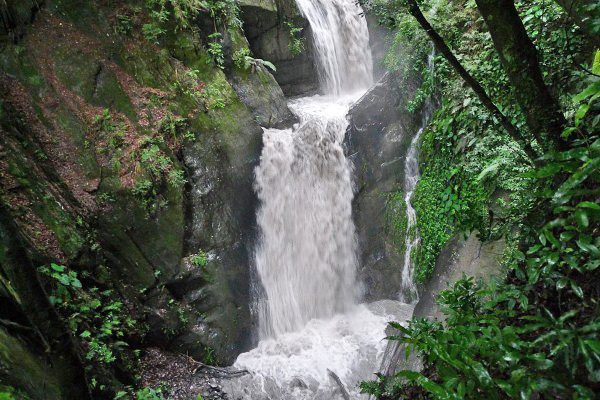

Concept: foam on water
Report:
left=227, top=301, right=414, bottom=399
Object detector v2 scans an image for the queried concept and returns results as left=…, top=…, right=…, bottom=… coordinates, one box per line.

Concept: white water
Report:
left=398, top=51, right=435, bottom=304
left=224, top=1, right=414, bottom=398
left=254, top=95, right=362, bottom=339
left=295, top=0, right=373, bottom=95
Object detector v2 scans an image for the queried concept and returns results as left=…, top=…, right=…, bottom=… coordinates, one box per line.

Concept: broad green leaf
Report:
left=58, top=274, right=71, bottom=286
left=553, top=157, right=600, bottom=204
left=577, top=201, right=600, bottom=210
left=584, top=339, right=600, bottom=354
left=575, top=209, right=590, bottom=229
left=51, top=263, right=65, bottom=272
left=470, top=361, right=492, bottom=386
left=395, top=370, right=423, bottom=380
left=570, top=280, right=584, bottom=298
left=573, top=81, right=600, bottom=102
left=556, top=277, right=568, bottom=289
left=560, top=231, right=576, bottom=241
left=575, top=104, right=590, bottom=126
left=576, top=240, right=600, bottom=256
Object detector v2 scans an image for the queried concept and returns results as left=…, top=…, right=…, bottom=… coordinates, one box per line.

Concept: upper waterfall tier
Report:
left=295, top=0, right=373, bottom=95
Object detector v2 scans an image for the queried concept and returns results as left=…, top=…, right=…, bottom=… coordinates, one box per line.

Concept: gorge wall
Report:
left=0, top=0, right=316, bottom=397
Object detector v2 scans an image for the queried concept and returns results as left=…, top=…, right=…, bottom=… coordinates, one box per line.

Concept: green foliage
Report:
left=171, top=68, right=232, bottom=110
left=115, top=387, right=164, bottom=400
left=285, top=21, right=305, bottom=56
left=385, top=191, right=408, bottom=255
left=38, top=264, right=137, bottom=371
left=202, top=346, right=217, bottom=365
left=115, top=13, right=133, bottom=35
left=142, top=22, right=167, bottom=44
left=190, top=250, right=208, bottom=267
left=136, top=387, right=164, bottom=400
left=233, top=48, right=277, bottom=73
left=207, top=32, right=225, bottom=70
left=232, top=47, right=251, bottom=70
left=0, top=387, right=17, bottom=400
left=362, top=2, right=599, bottom=397
left=363, top=82, right=600, bottom=399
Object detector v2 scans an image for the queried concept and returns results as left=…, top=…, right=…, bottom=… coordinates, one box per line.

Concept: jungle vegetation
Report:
left=360, top=0, right=600, bottom=398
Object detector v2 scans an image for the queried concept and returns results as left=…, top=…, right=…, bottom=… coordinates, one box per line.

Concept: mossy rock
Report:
left=52, top=47, right=135, bottom=120
left=96, top=174, right=184, bottom=289
left=0, top=329, right=62, bottom=400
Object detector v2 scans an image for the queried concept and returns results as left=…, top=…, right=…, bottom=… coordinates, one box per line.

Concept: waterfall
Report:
left=223, top=2, right=416, bottom=398
left=254, top=97, right=362, bottom=339
left=253, top=0, right=373, bottom=340
left=398, top=51, right=436, bottom=304
left=295, top=0, right=373, bottom=94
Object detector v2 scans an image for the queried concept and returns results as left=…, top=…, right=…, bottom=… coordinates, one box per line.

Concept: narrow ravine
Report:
left=223, top=1, right=414, bottom=398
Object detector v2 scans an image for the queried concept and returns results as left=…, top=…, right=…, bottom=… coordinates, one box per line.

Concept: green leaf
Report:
left=578, top=201, right=600, bottom=210
left=584, top=339, right=600, bottom=354
left=575, top=104, right=590, bottom=126
left=51, top=263, right=65, bottom=272
left=570, top=280, right=584, bottom=298
left=58, top=274, right=71, bottom=286
left=586, top=259, right=600, bottom=271
left=560, top=231, right=576, bottom=241
left=80, top=330, right=91, bottom=338
left=575, top=209, right=590, bottom=229
left=470, top=361, right=492, bottom=386
left=395, top=370, right=423, bottom=381
left=556, top=277, right=568, bottom=289
left=553, top=157, right=600, bottom=204
left=388, top=321, right=411, bottom=335
left=573, top=81, right=600, bottom=102
left=576, top=240, right=600, bottom=256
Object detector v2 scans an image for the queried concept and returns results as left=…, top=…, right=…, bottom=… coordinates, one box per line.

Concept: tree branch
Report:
left=405, top=0, right=538, bottom=162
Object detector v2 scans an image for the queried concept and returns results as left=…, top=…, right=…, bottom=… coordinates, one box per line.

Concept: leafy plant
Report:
left=38, top=264, right=138, bottom=378
left=207, top=32, right=225, bottom=69
left=285, top=21, right=305, bottom=56
left=190, top=250, right=208, bottom=267
left=363, top=84, right=600, bottom=399
left=233, top=47, right=277, bottom=72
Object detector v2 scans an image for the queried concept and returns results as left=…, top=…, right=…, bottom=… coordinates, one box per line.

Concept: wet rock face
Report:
left=228, top=64, right=297, bottom=128
left=413, top=233, right=506, bottom=320
left=344, top=73, right=424, bottom=301
left=239, top=0, right=319, bottom=96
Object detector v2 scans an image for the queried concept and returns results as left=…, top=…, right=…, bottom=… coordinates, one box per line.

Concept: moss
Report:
left=52, top=46, right=136, bottom=120
left=385, top=191, right=408, bottom=255
left=55, top=107, right=101, bottom=180
left=46, top=0, right=111, bottom=35
left=0, top=329, right=62, bottom=400
left=0, top=45, right=45, bottom=99
left=118, top=45, right=175, bottom=89
left=4, top=146, right=84, bottom=260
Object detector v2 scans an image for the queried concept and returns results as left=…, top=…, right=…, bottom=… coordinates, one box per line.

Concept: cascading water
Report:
left=254, top=0, right=373, bottom=341
left=223, top=1, right=414, bottom=398
left=398, top=51, right=435, bottom=304
left=254, top=96, right=362, bottom=339
left=294, top=0, right=373, bottom=94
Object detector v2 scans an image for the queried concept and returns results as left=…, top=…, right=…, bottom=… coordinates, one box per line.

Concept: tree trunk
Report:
left=554, top=0, right=600, bottom=45
left=475, top=0, right=568, bottom=151
left=404, top=0, right=538, bottom=162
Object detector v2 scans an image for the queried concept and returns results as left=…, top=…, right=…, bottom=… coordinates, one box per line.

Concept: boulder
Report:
left=344, top=72, right=424, bottom=301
